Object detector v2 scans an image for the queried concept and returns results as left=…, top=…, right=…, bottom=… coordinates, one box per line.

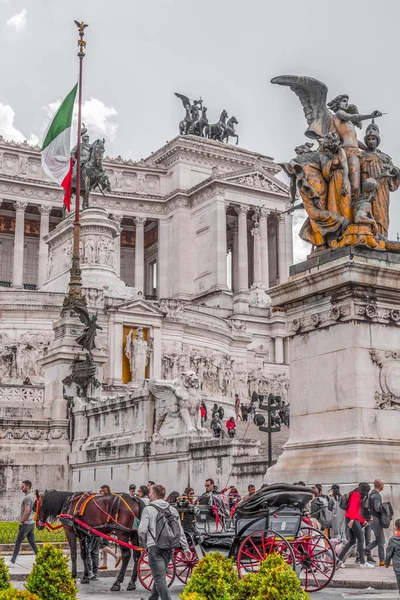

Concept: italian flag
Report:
left=41, top=84, right=78, bottom=212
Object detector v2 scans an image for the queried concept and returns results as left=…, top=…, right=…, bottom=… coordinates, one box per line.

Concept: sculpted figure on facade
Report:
left=84, top=237, right=95, bottom=264
left=125, top=327, right=150, bottom=383
left=0, top=333, right=51, bottom=382
left=272, top=75, right=400, bottom=253
left=149, top=370, right=207, bottom=439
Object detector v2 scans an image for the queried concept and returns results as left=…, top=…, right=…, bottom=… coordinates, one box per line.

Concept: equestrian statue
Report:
left=71, top=124, right=111, bottom=209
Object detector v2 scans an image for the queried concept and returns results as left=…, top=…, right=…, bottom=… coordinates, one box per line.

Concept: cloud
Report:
left=44, top=97, right=118, bottom=142
left=292, top=209, right=309, bottom=263
left=6, top=8, right=27, bottom=32
left=0, top=102, right=38, bottom=145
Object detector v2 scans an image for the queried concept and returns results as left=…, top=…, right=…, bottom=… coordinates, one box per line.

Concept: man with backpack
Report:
left=138, top=484, right=191, bottom=600
left=366, top=479, right=391, bottom=566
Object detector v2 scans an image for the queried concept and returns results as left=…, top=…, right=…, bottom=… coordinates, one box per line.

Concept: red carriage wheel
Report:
left=291, top=526, right=336, bottom=593
left=237, top=529, right=295, bottom=579
left=138, top=550, right=176, bottom=591
left=174, top=546, right=199, bottom=584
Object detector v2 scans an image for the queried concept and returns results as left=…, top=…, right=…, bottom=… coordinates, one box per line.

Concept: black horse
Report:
left=36, top=490, right=143, bottom=592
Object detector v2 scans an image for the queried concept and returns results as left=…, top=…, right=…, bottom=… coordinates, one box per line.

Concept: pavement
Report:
left=4, top=554, right=400, bottom=598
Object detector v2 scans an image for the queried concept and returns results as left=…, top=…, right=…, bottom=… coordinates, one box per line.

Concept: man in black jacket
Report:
left=366, top=479, right=386, bottom=566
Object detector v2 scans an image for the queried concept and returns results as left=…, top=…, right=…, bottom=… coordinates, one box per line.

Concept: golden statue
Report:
left=272, top=75, right=400, bottom=254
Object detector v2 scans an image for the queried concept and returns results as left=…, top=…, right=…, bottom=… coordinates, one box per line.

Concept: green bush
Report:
left=180, top=552, right=309, bottom=600
left=0, top=557, right=10, bottom=591
left=181, top=552, right=238, bottom=600
left=0, top=590, right=39, bottom=600
left=25, top=544, right=77, bottom=600
left=237, top=554, right=309, bottom=600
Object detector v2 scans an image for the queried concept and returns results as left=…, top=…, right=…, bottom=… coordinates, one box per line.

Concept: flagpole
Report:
left=62, top=20, right=88, bottom=314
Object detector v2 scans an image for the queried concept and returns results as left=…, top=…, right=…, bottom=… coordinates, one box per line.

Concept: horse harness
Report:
left=59, top=492, right=140, bottom=535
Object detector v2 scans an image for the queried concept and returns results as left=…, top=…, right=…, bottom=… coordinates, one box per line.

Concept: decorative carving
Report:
left=19, top=157, right=29, bottom=175
left=330, top=306, right=342, bottom=321
left=149, top=371, right=207, bottom=440
left=310, top=313, right=320, bottom=327
left=365, top=304, right=378, bottom=319
left=0, top=333, right=52, bottom=382
left=0, top=385, right=44, bottom=403
left=13, top=201, right=27, bottom=212
left=234, top=204, right=249, bottom=216
left=291, top=318, right=302, bottom=332
left=371, top=349, right=400, bottom=409
left=134, top=216, right=147, bottom=227
left=62, top=354, right=101, bottom=401
left=159, top=298, right=185, bottom=317
left=39, top=205, right=52, bottom=215
left=228, top=319, right=247, bottom=333
left=390, top=309, right=400, bottom=323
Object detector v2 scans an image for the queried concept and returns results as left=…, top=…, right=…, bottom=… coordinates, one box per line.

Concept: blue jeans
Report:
left=148, top=546, right=173, bottom=600
left=11, top=523, right=38, bottom=562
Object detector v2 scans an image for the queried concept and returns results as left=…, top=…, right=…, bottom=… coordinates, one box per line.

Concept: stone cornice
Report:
left=144, top=135, right=278, bottom=171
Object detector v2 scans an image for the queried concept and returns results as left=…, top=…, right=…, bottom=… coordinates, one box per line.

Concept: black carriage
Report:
left=138, top=484, right=336, bottom=593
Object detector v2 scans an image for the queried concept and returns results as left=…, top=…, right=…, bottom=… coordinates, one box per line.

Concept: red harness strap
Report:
left=58, top=513, right=143, bottom=552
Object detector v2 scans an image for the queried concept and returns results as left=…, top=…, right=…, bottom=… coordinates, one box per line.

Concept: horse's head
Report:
left=230, top=116, right=238, bottom=125
left=35, top=490, right=46, bottom=530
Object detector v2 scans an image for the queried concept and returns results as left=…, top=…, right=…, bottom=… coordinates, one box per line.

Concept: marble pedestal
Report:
left=41, top=207, right=136, bottom=299
left=267, top=247, right=400, bottom=507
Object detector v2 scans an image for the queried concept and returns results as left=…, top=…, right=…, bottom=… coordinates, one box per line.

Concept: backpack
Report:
left=380, top=501, right=394, bottom=529
left=149, top=505, right=181, bottom=550
left=339, top=493, right=349, bottom=511
left=310, top=497, right=332, bottom=529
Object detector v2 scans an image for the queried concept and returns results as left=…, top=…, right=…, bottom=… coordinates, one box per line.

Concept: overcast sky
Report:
left=1, top=0, right=400, bottom=261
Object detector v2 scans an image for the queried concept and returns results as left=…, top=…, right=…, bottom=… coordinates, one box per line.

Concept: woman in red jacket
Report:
left=337, top=482, right=373, bottom=568
left=226, top=417, right=236, bottom=439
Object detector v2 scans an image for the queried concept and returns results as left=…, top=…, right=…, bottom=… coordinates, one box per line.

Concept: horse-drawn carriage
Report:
left=36, top=484, right=336, bottom=594
left=138, top=484, right=336, bottom=594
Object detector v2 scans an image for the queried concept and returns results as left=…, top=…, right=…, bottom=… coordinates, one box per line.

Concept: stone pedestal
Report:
left=267, top=247, right=400, bottom=508
left=42, top=207, right=136, bottom=299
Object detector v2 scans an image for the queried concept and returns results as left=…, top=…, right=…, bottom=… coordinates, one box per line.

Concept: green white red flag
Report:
left=41, top=84, right=78, bottom=211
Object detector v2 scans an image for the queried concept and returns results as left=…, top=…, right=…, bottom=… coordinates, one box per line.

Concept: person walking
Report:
left=226, top=416, right=236, bottom=439
left=384, top=517, right=400, bottom=591
left=234, top=394, right=241, bottom=420
left=210, top=413, right=222, bottom=438
left=241, top=403, right=248, bottom=422
left=366, top=479, right=386, bottom=566
left=329, top=484, right=345, bottom=538
left=138, top=484, right=191, bottom=600
left=6, top=480, right=38, bottom=567
left=337, top=482, right=374, bottom=569
left=200, top=401, right=207, bottom=427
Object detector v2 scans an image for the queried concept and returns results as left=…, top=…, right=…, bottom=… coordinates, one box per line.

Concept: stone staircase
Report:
left=235, top=420, right=290, bottom=463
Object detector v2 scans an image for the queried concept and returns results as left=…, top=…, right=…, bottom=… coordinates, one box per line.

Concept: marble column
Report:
left=158, top=218, right=169, bottom=299
left=37, top=205, right=51, bottom=288
left=12, top=201, right=27, bottom=289
left=275, top=336, right=284, bottom=364
left=231, top=222, right=239, bottom=293
left=214, top=198, right=227, bottom=289
left=259, top=208, right=269, bottom=289
left=251, top=222, right=262, bottom=285
left=134, top=216, right=146, bottom=293
left=235, top=205, right=249, bottom=292
left=111, top=214, right=122, bottom=277
left=285, top=213, right=294, bottom=273
left=277, top=215, right=287, bottom=284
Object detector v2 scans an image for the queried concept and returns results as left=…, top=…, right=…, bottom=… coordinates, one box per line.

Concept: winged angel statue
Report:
left=270, top=75, right=400, bottom=251
left=149, top=371, right=208, bottom=440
